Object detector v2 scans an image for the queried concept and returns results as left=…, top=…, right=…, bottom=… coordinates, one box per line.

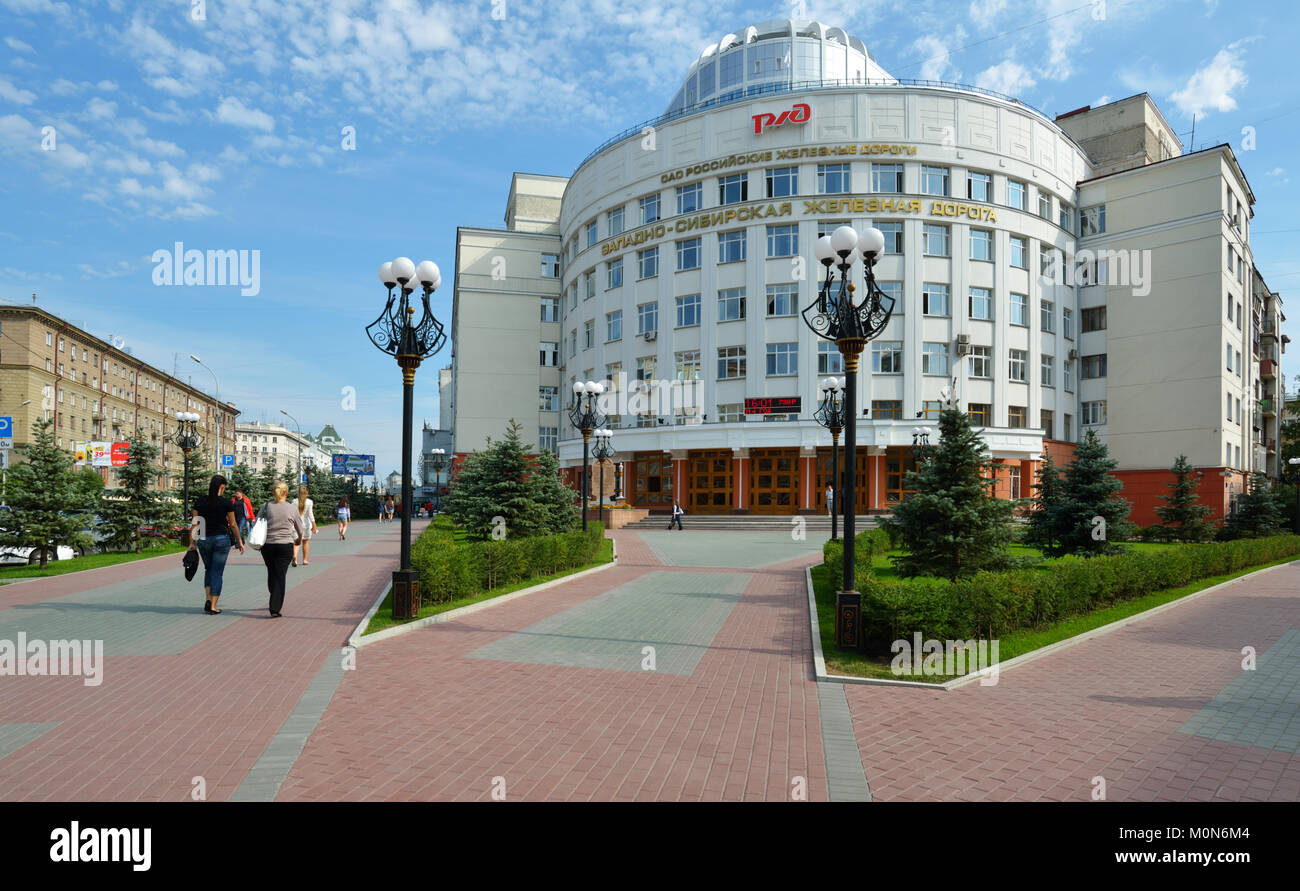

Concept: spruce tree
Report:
left=1226, top=472, right=1285, bottom=538
left=100, top=431, right=167, bottom=552
left=255, top=459, right=281, bottom=509
left=444, top=420, right=542, bottom=539
left=228, top=461, right=259, bottom=504
left=529, top=447, right=581, bottom=533
left=0, top=418, right=98, bottom=566
left=882, top=407, right=1015, bottom=580
left=1054, top=429, right=1134, bottom=554
left=1025, top=454, right=1065, bottom=554
left=1154, top=455, right=1214, bottom=541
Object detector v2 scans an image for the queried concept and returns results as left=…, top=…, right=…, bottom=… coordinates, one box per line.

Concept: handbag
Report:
left=247, top=516, right=268, bottom=550
left=183, top=548, right=199, bottom=581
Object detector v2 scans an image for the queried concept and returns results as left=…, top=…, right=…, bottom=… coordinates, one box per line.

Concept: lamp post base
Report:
left=834, top=590, right=861, bottom=651
left=392, top=569, right=421, bottom=620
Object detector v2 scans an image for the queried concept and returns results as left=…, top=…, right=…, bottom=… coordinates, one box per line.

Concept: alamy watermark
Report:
left=0, top=633, right=103, bottom=686
left=891, top=633, right=1000, bottom=684
left=1040, top=246, right=1152, bottom=297
left=151, top=241, right=260, bottom=296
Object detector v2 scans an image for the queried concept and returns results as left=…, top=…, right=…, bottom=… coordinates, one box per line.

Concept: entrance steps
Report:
left=620, top=513, right=887, bottom=532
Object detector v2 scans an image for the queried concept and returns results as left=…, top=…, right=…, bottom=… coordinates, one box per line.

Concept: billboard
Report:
left=331, top=453, right=375, bottom=475
left=77, top=441, right=129, bottom=467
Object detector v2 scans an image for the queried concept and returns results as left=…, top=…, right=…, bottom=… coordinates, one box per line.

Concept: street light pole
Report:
left=814, top=377, right=846, bottom=540
left=190, top=355, right=221, bottom=471
left=430, top=448, right=445, bottom=512
left=367, top=257, right=447, bottom=620
left=567, top=382, right=607, bottom=531
left=280, top=409, right=303, bottom=485
left=592, top=429, right=614, bottom=524
left=801, top=225, right=895, bottom=651
left=170, top=412, right=202, bottom=544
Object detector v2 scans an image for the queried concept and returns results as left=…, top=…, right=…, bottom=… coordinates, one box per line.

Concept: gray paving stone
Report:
left=1177, top=629, right=1300, bottom=754
left=0, top=722, right=60, bottom=762
left=816, top=682, right=871, bottom=802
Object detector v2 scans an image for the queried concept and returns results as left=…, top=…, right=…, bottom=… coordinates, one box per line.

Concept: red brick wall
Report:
left=1111, top=468, right=1238, bottom=526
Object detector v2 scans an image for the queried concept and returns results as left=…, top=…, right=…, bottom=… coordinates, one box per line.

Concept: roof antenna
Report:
left=1189, top=113, right=1196, bottom=152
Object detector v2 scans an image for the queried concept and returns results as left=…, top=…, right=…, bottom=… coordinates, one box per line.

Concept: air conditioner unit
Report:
left=1067, top=349, right=1079, bottom=361
left=643, top=330, right=657, bottom=342
left=956, top=334, right=971, bottom=345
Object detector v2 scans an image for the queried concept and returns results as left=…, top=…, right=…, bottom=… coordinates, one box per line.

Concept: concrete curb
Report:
left=806, top=557, right=1300, bottom=691
left=349, top=535, right=618, bottom=649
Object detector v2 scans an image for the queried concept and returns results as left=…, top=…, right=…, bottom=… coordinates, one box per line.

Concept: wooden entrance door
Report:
left=883, top=448, right=919, bottom=506
left=687, top=450, right=733, bottom=511
left=819, top=446, right=874, bottom=513
left=749, top=448, right=799, bottom=513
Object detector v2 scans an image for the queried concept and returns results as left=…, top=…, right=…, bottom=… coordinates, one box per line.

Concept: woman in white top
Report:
left=293, top=485, right=318, bottom=566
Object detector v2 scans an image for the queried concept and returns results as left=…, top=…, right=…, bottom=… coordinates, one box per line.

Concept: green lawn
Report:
left=863, top=541, right=1178, bottom=581
left=0, top=542, right=188, bottom=579
left=363, top=536, right=614, bottom=635
left=814, top=546, right=1297, bottom=682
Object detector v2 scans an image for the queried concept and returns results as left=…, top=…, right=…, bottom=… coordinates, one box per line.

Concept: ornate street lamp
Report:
left=801, top=225, right=896, bottom=650
left=1288, top=457, right=1300, bottom=534
left=567, top=381, right=607, bottom=531
left=430, top=448, right=446, bottom=512
left=814, top=376, right=846, bottom=540
left=592, top=429, right=615, bottom=522
left=368, top=256, right=447, bottom=620
left=170, top=411, right=202, bottom=543
left=910, top=426, right=933, bottom=461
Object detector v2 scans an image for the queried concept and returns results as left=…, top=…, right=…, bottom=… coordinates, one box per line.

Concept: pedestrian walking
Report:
left=336, top=496, right=351, bottom=540
left=186, top=474, right=245, bottom=615
left=668, top=501, right=684, bottom=531
left=257, top=481, right=303, bottom=618
left=383, top=494, right=395, bottom=523
left=825, top=484, right=834, bottom=518
left=234, top=488, right=254, bottom=540
left=293, top=485, right=318, bottom=566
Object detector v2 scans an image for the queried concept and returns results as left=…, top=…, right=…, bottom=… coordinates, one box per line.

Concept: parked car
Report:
left=0, top=543, right=84, bottom=566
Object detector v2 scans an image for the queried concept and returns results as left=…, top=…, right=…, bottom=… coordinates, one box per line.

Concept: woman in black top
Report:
left=186, top=474, right=246, bottom=614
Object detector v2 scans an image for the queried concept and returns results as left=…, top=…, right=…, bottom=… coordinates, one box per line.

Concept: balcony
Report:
left=1261, top=398, right=1276, bottom=417
left=1267, top=439, right=1277, bottom=453
left=1262, top=318, right=1277, bottom=336
left=1261, top=359, right=1277, bottom=379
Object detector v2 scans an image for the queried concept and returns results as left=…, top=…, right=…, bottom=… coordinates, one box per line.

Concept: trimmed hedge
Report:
left=822, top=528, right=892, bottom=585
left=410, top=518, right=606, bottom=604
left=836, top=535, right=1300, bottom=653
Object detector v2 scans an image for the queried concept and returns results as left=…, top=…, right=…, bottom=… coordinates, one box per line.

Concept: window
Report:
left=1041, top=354, right=1055, bottom=387
left=766, top=283, right=798, bottom=317
left=607, top=206, right=624, bottom=236
left=1063, top=308, right=1074, bottom=340
left=539, top=386, right=559, bottom=412
left=585, top=219, right=598, bottom=248
left=583, top=320, right=594, bottom=350
left=638, top=247, right=658, bottom=279
left=718, top=287, right=746, bottom=321
left=637, top=302, right=658, bottom=335
left=1227, top=393, right=1234, bottom=422
left=607, top=257, right=623, bottom=289
left=968, top=403, right=992, bottom=426
left=569, top=283, right=577, bottom=310
left=1234, top=349, right=1241, bottom=376
left=676, top=237, right=702, bottom=271
left=920, top=401, right=942, bottom=420
left=716, top=403, right=743, bottom=423
left=872, top=341, right=903, bottom=374
left=639, top=193, right=660, bottom=225
left=1006, top=179, right=1026, bottom=210
left=1009, top=236, right=1027, bottom=269
left=878, top=221, right=903, bottom=254
left=1082, top=401, right=1107, bottom=425
left=676, top=182, right=702, bottom=215
left=967, top=171, right=991, bottom=202
left=1009, top=349, right=1027, bottom=382
left=538, top=427, right=558, bottom=454
left=1041, top=409, right=1055, bottom=439
left=970, top=229, right=993, bottom=261
left=606, top=310, right=622, bottom=341
left=766, top=342, right=798, bottom=376
left=1038, top=191, right=1052, bottom=220
left=922, top=283, right=950, bottom=316
left=675, top=350, right=701, bottom=381
left=921, top=165, right=950, bottom=196
left=1059, top=202, right=1073, bottom=233
left=541, top=298, right=559, bottom=322
left=1010, top=293, right=1028, bottom=326
left=568, top=330, right=577, bottom=358
left=872, top=400, right=902, bottom=419
left=766, top=224, right=798, bottom=257
left=1225, top=343, right=1233, bottom=370
left=717, top=346, right=746, bottom=379
left=922, top=223, right=949, bottom=256
left=765, top=166, right=798, bottom=198
left=718, top=230, right=746, bottom=263
left=922, top=342, right=949, bottom=375
left=1081, top=306, right=1107, bottom=332
left=583, top=270, right=595, bottom=300
left=635, top=356, right=657, bottom=382
left=1080, top=204, right=1105, bottom=236
left=540, top=342, right=558, bottom=366
left=872, top=163, right=903, bottom=193
left=1064, top=361, right=1074, bottom=392
left=676, top=294, right=701, bottom=327
left=605, top=362, right=622, bottom=389
left=718, top=173, right=747, bottom=205
left=1040, top=300, right=1055, bottom=333
left=876, top=281, right=902, bottom=314
left=1063, top=414, right=1073, bottom=441
left=968, top=287, right=992, bottom=320
left=968, top=345, right=991, bottom=378
left=1008, top=406, right=1027, bottom=428
left=818, top=341, right=843, bottom=374
left=1235, top=302, right=1242, bottom=330
left=817, top=163, right=850, bottom=194
left=46, top=331, right=52, bottom=346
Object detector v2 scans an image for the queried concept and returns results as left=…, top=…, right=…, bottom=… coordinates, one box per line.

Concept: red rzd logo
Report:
left=752, top=102, right=811, bottom=135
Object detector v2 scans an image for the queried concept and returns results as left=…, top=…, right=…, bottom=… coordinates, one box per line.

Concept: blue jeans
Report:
left=197, top=534, right=232, bottom=598
left=238, top=517, right=250, bottom=541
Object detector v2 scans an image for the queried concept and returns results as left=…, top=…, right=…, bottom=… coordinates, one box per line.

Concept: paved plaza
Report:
left=0, top=524, right=1296, bottom=801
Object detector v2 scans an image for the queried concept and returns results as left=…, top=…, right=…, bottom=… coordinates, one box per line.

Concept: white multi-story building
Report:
left=235, top=420, right=331, bottom=482
left=451, top=19, right=1286, bottom=522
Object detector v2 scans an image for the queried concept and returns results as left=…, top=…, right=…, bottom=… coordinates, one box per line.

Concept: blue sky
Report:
left=2, top=0, right=1298, bottom=476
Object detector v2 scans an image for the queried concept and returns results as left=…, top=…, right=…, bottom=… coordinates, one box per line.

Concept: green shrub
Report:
left=822, top=527, right=892, bottom=585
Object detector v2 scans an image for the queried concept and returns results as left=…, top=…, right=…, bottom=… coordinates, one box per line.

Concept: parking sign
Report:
left=222, top=453, right=235, bottom=467
left=0, top=416, right=11, bottom=450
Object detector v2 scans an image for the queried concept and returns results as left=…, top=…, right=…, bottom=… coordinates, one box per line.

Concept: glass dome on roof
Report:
left=666, top=19, right=896, bottom=115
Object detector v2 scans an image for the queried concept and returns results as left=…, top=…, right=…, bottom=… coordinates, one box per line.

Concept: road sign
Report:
left=0, top=450, right=8, bottom=470
left=222, top=454, right=235, bottom=466
left=0, top=416, right=11, bottom=450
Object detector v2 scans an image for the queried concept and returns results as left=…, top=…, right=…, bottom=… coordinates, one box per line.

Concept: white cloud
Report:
left=975, top=60, right=1037, bottom=97
left=5, top=37, right=35, bottom=53
left=969, top=0, right=1009, bottom=21
left=49, top=78, right=82, bottom=96
left=214, top=95, right=274, bottom=132
left=84, top=97, right=117, bottom=120
left=96, top=80, right=118, bottom=91
left=910, top=32, right=965, bottom=82
left=1171, top=42, right=1249, bottom=118
left=0, top=78, right=37, bottom=105
left=1266, top=167, right=1284, bottom=176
